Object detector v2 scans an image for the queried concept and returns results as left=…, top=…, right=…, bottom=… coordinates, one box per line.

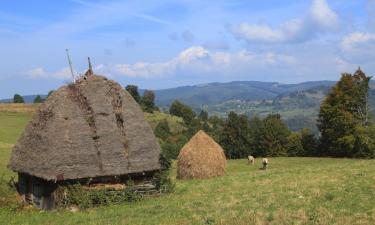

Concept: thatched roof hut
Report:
left=177, top=130, right=226, bottom=180
left=8, top=74, right=161, bottom=209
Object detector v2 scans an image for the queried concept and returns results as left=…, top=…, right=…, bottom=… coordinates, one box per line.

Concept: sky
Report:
left=0, top=0, right=374, bottom=98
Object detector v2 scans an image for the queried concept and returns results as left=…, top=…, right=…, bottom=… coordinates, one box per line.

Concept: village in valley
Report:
left=1, top=0, right=375, bottom=224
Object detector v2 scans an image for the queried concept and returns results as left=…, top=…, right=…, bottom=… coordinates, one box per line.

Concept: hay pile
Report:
left=8, top=75, right=161, bottom=181
left=177, top=130, right=226, bottom=180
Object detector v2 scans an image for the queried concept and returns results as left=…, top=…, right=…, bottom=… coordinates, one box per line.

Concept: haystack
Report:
left=8, top=74, right=161, bottom=210
left=177, top=130, right=226, bottom=179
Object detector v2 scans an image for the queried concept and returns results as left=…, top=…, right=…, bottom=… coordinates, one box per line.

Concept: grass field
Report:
left=1, top=111, right=375, bottom=224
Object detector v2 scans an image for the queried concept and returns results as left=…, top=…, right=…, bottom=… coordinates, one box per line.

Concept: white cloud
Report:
left=26, top=67, right=77, bottom=80
left=27, top=67, right=47, bottom=78
left=230, top=0, right=338, bottom=44
left=308, top=0, right=338, bottom=28
left=107, top=46, right=296, bottom=78
left=341, top=32, right=375, bottom=62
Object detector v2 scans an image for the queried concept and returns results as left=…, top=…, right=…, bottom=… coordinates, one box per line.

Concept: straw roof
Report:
left=177, top=130, right=226, bottom=180
left=8, top=75, right=161, bottom=181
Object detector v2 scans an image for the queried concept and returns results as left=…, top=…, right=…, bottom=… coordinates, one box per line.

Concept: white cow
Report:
left=247, top=156, right=255, bottom=165
left=262, top=158, right=269, bottom=170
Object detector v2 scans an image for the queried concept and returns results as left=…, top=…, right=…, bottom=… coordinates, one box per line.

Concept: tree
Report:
left=300, top=128, right=318, bottom=156
left=207, top=115, right=225, bottom=142
left=318, top=68, right=372, bottom=157
left=220, top=112, right=252, bottom=159
left=33, top=95, right=43, bottom=103
left=47, top=90, right=54, bottom=98
left=352, top=125, right=375, bottom=158
left=169, top=100, right=196, bottom=125
left=250, top=114, right=290, bottom=157
left=154, top=120, right=171, bottom=140
left=141, top=90, right=157, bottom=113
left=261, top=114, right=290, bottom=156
left=249, top=116, right=267, bottom=157
left=13, top=94, right=24, bottom=103
left=286, top=132, right=304, bottom=157
left=125, top=85, right=141, bottom=103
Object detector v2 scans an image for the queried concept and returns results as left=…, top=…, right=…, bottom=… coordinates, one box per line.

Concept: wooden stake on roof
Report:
left=66, top=49, right=76, bottom=82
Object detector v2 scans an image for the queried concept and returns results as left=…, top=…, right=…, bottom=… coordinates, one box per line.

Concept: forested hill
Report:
left=153, top=80, right=337, bottom=107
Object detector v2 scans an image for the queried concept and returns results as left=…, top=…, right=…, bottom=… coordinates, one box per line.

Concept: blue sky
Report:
left=0, top=0, right=374, bottom=98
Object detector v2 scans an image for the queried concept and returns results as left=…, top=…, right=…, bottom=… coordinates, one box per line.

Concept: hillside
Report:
left=206, top=85, right=375, bottom=132
left=2, top=80, right=374, bottom=133
left=153, top=81, right=336, bottom=107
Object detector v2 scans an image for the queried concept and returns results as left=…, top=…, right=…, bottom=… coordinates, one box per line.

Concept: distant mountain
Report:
left=154, top=80, right=336, bottom=107
left=204, top=84, right=375, bottom=133
left=0, top=95, right=47, bottom=103
left=2, top=80, right=374, bottom=133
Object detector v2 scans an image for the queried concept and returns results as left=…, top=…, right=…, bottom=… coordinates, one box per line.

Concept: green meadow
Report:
left=1, top=111, right=375, bottom=225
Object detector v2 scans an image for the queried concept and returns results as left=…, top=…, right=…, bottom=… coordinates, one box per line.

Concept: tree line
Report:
left=10, top=68, right=374, bottom=159
left=11, top=94, right=44, bottom=103
left=127, top=68, right=375, bottom=159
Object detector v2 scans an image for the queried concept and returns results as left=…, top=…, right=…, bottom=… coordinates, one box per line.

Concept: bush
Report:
left=161, top=141, right=180, bottom=160
left=154, top=120, right=171, bottom=140
left=57, top=181, right=142, bottom=209
left=152, top=170, right=175, bottom=193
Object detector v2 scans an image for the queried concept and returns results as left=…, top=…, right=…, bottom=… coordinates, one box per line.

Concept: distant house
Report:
left=8, top=74, right=161, bottom=210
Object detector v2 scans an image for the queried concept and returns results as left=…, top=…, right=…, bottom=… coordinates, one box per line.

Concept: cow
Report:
left=247, top=156, right=255, bottom=165
left=262, top=158, right=269, bottom=170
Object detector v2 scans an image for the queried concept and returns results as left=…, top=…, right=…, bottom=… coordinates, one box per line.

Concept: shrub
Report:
left=56, top=181, right=142, bottom=209
left=154, top=119, right=171, bottom=140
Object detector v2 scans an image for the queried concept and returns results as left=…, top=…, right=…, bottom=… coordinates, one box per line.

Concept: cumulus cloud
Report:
left=107, top=46, right=296, bottom=78
left=229, top=0, right=339, bottom=44
left=27, top=67, right=48, bottom=78
left=27, top=67, right=77, bottom=80
left=341, top=32, right=375, bottom=62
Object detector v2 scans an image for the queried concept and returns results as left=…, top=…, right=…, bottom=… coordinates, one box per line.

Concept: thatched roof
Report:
left=177, top=130, right=226, bottom=180
left=8, top=75, right=161, bottom=181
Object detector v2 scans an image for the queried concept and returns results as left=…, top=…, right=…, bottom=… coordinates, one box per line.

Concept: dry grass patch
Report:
left=0, top=104, right=38, bottom=113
